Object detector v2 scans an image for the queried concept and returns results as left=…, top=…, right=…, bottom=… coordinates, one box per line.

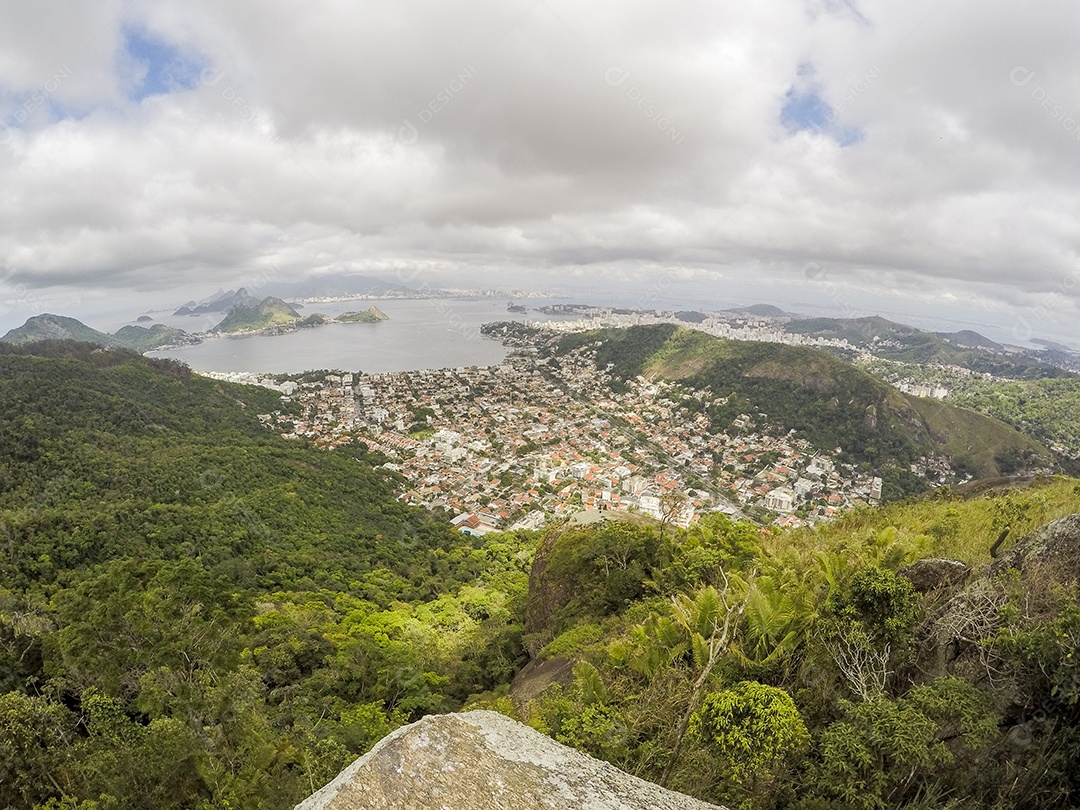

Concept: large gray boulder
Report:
left=295, top=710, right=725, bottom=810
left=910, top=514, right=1080, bottom=708
left=989, top=513, right=1080, bottom=578
left=898, top=558, right=971, bottom=593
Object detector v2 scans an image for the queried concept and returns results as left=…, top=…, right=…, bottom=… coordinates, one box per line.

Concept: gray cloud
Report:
left=1, top=0, right=1079, bottom=340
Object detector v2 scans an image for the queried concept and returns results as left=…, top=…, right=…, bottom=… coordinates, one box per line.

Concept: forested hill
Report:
left=0, top=342, right=532, bottom=809
left=547, top=324, right=1053, bottom=483
left=784, top=315, right=1071, bottom=378
left=1, top=313, right=187, bottom=350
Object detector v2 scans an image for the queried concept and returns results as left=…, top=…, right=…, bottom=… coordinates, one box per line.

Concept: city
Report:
left=215, top=327, right=907, bottom=535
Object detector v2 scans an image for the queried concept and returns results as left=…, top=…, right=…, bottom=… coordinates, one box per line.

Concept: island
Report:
left=213, top=297, right=303, bottom=333
left=338, top=306, right=390, bottom=323
left=211, top=298, right=390, bottom=335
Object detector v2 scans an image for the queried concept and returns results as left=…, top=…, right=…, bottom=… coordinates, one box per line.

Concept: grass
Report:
left=763, top=476, right=1080, bottom=572
left=906, top=396, right=1053, bottom=477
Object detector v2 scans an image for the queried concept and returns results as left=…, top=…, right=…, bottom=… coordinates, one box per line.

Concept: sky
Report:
left=1, top=1, right=1079, bottom=344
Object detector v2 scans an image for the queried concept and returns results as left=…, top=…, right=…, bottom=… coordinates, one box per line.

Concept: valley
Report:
left=0, top=322, right=1078, bottom=810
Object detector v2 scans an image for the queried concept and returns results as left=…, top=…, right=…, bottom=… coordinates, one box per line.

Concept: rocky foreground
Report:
left=295, top=710, right=725, bottom=810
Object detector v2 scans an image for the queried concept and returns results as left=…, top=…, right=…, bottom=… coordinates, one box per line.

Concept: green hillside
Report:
left=338, top=305, right=389, bottom=323
left=858, top=356, right=1080, bottom=472
left=0, top=342, right=530, bottom=809
left=212, top=296, right=301, bottom=333
left=949, top=377, right=1080, bottom=469
left=550, top=325, right=1053, bottom=489
left=111, top=323, right=188, bottom=350
left=1, top=313, right=120, bottom=347
left=786, top=315, right=1069, bottom=379
left=1, top=314, right=190, bottom=351
left=2, top=340, right=1080, bottom=809
left=501, top=476, right=1080, bottom=809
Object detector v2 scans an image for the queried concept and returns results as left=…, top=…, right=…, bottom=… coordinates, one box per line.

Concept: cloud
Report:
left=0, top=0, right=1079, bottom=339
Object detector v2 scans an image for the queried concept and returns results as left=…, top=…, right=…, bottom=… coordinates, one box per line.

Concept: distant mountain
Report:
left=260, top=272, right=416, bottom=299
left=338, top=305, right=389, bottom=323
left=111, top=323, right=189, bottom=350
left=724, top=303, right=788, bottom=317
left=938, top=329, right=1003, bottom=351
left=786, top=315, right=919, bottom=343
left=544, top=324, right=1054, bottom=490
left=1032, top=338, right=1078, bottom=354
left=786, top=315, right=1070, bottom=379
left=1, top=313, right=118, bottom=346
left=174, top=287, right=258, bottom=316
left=213, top=297, right=301, bottom=333
left=1, top=314, right=192, bottom=351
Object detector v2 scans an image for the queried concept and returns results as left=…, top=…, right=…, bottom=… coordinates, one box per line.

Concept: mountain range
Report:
left=259, top=272, right=416, bottom=299
left=174, top=286, right=260, bottom=316
left=0, top=313, right=189, bottom=350
left=785, top=314, right=1073, bottom=377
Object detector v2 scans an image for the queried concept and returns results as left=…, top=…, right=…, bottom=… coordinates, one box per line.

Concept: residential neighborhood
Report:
left=245, top=332, right=895, bottom=535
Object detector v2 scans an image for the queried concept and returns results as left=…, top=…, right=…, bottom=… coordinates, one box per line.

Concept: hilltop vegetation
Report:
left=1, top=314, right=188, bottom=350
left=493, top=477, right=1080, bottom=809
left=3, top=339, right=1080, bottom=809
left=0, top=342, right=531, bottom=809
left=786, top=315, right=1071, bottom=379
left=549, top=325, right=1052, bottom=489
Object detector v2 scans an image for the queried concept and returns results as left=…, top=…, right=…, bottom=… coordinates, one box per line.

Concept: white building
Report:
left=765, top=488, right=795, bottom=513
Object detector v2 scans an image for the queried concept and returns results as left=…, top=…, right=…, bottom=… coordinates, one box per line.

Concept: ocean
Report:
left=145, top=298, right=564, bottom=374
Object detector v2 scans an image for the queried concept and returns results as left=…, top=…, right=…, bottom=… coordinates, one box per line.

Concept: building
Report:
left=764, top=487, right=795, bottom=513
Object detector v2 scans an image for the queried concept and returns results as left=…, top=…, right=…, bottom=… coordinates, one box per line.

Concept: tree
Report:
left=658, top=490, right=689, bottom=545
left=657, top=573, right=752, bottom=787
left=0, top=692, right=80, bottom=808
left=736, top=569, right=816, bottom=673
left=812, top=677, right=998, bottom=809
left=690, top=681, right=809, bottom=807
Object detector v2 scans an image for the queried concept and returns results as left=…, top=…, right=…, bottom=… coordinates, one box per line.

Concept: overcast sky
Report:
left=1, top=1, right=1079, bottom=343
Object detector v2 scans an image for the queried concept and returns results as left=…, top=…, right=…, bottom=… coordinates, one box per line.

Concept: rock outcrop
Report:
left=522, top=524, right=571, bottom=654
left=988, top=513, right=1080, bottom=578
left=508, top=655, right=575, bottom=712
left=898, top=557, right=971, bottom=593
left=294, top=710, right=725, bottom=810
left=911, top=514, right=1080, bottom=707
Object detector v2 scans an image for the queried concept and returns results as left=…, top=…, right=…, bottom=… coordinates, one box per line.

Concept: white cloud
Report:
left=0, top=0, right=1079, bottom=340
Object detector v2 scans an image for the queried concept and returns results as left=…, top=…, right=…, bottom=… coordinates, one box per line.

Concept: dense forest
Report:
left=1, top=342, right=1079, bottom=809
left=0, top=343, right=532, bottom=809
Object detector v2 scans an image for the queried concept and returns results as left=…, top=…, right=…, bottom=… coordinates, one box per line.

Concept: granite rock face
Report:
left=988, top=513, right=1080, bottom=578
left=910, top=514, right=1080, bottom=706
left=294, top=710, right=725, bottom=810
left=898, top=557, right=972, bottom=593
